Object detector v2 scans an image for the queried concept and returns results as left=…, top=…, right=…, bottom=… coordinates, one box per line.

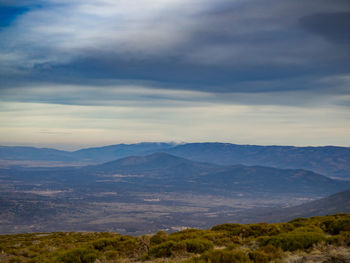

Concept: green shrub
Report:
left=56, top=248, right=99, bottom=263
left=168, top=229, right=205, bottom=242
left=259, top=231, right=326, bottom=251
left=289, top=217, right=309, bottom=227
left=150, top=231, right=168, bottom=245
left=293, top=226, right=324, bottom=233
left=203, top=231, right=239, bottom=246
left=9, top=257, right=23, bottom=263
left=212, top=223, right=283, bottom=239
left=327, top=219, right=350, bottom=235
left=185, top=239, right=214, bottom=254
left=90, top=236, right=138, bottom=257
left=148, top=240, right=186, bottom=258
left=91, top=238, right=116, bottom=251
left=212, top=223, right=243, bottom=233
left=249, top=245, right=283, bottom=263
left=249, top=250, right=271, bottom=263
left=197, top=249, right=251, bottom=263
left=246, top=223, right=281, bottom=237
left=104, top=250, right=119, bottom=260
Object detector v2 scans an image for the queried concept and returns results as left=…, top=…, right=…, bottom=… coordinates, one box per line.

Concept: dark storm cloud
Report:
left=299, top=12, right=350, bottom=44
left=0, top=0, right=350, bottom=97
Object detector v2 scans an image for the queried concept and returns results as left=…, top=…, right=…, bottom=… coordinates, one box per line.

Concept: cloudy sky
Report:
left=0, top=0, right=349, bottom=149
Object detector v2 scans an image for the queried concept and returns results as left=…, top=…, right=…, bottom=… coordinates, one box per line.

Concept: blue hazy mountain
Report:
left=1, top=142, right=349, bottom=179
left=0, top=146, right=77, bottom=161
left=86, top=152, right=219, bottom=179
left=70, top=153, right=350, bottom=195
left=165, top=143, right=350, bottom=179
left=0, top=143, right=174, bottom=163
left=73, top=142, right=175, bottom=162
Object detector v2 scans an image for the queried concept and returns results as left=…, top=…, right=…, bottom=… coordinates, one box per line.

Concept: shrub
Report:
left=212, top=223, right=243, bottom=233
left=246, top=223, right=281, bottom=237
left=9, top=257, right=23, bottom=263
left=203, top=231, right=239, bottom=246
left=328, top=231, right=350, bottom=246
left=327, top=219, right=350, bottom=235
left=147, top=240, right=186, bottom=258
left=56, top=248, right=99, bottom=263
left=135, top=235, right=151, bottom=256
left=197, top=249, right=251, bottom=263
left=150, top=231, right=167, bottom=245
left=91, top=238, right=117, bottom=251
left=249, top=245, right=283, bottom=263
left=212, top=223, right=283, bottom=239
left=185, top=239, right=214, bottom=254
left=249, top=250, right=271, bottom=263
left=104, top=250, right=119, bottom=260
left=259, top=231, right=326, bottom=251
left=289, top=217, right=309, bottom=227
left=168, top=229, right=205, bottom=242
left=90, top=236, right=138, bottom=258
left=293, top=226, right=324, bottom=233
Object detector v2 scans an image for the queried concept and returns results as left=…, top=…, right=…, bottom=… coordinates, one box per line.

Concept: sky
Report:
left=0, top=0, right=350, bottom=150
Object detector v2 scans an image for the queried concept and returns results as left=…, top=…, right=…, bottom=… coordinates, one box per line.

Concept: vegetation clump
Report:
left=0, top=213, right=349, bottom=262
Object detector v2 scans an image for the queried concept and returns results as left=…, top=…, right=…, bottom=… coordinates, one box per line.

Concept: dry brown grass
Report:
left=282, top=245, right=350, bottom=263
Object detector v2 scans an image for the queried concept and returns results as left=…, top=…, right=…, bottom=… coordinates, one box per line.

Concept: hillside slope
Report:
left=0, top=214, right=349, bottom=263
left=249, top=188, right=350, bottom=223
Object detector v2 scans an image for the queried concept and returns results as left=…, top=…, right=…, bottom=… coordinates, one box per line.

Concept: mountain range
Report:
left=1, top=142, right=350, bottom=179
left=3, top=152, right=346, bottom=195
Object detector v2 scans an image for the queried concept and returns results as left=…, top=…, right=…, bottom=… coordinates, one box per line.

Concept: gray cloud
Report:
left=299, top=12, right=350, bottom=44
left=0, top=0, right=350, bottom=99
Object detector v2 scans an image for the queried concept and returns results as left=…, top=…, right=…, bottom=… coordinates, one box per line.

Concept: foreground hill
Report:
left=0, top=214, right=349, bottom=263
left=1, top=142, right=350, bottom=179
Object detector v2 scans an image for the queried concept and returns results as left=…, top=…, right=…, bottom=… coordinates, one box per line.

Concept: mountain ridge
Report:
left=1, top=142, right=350, bottom=179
